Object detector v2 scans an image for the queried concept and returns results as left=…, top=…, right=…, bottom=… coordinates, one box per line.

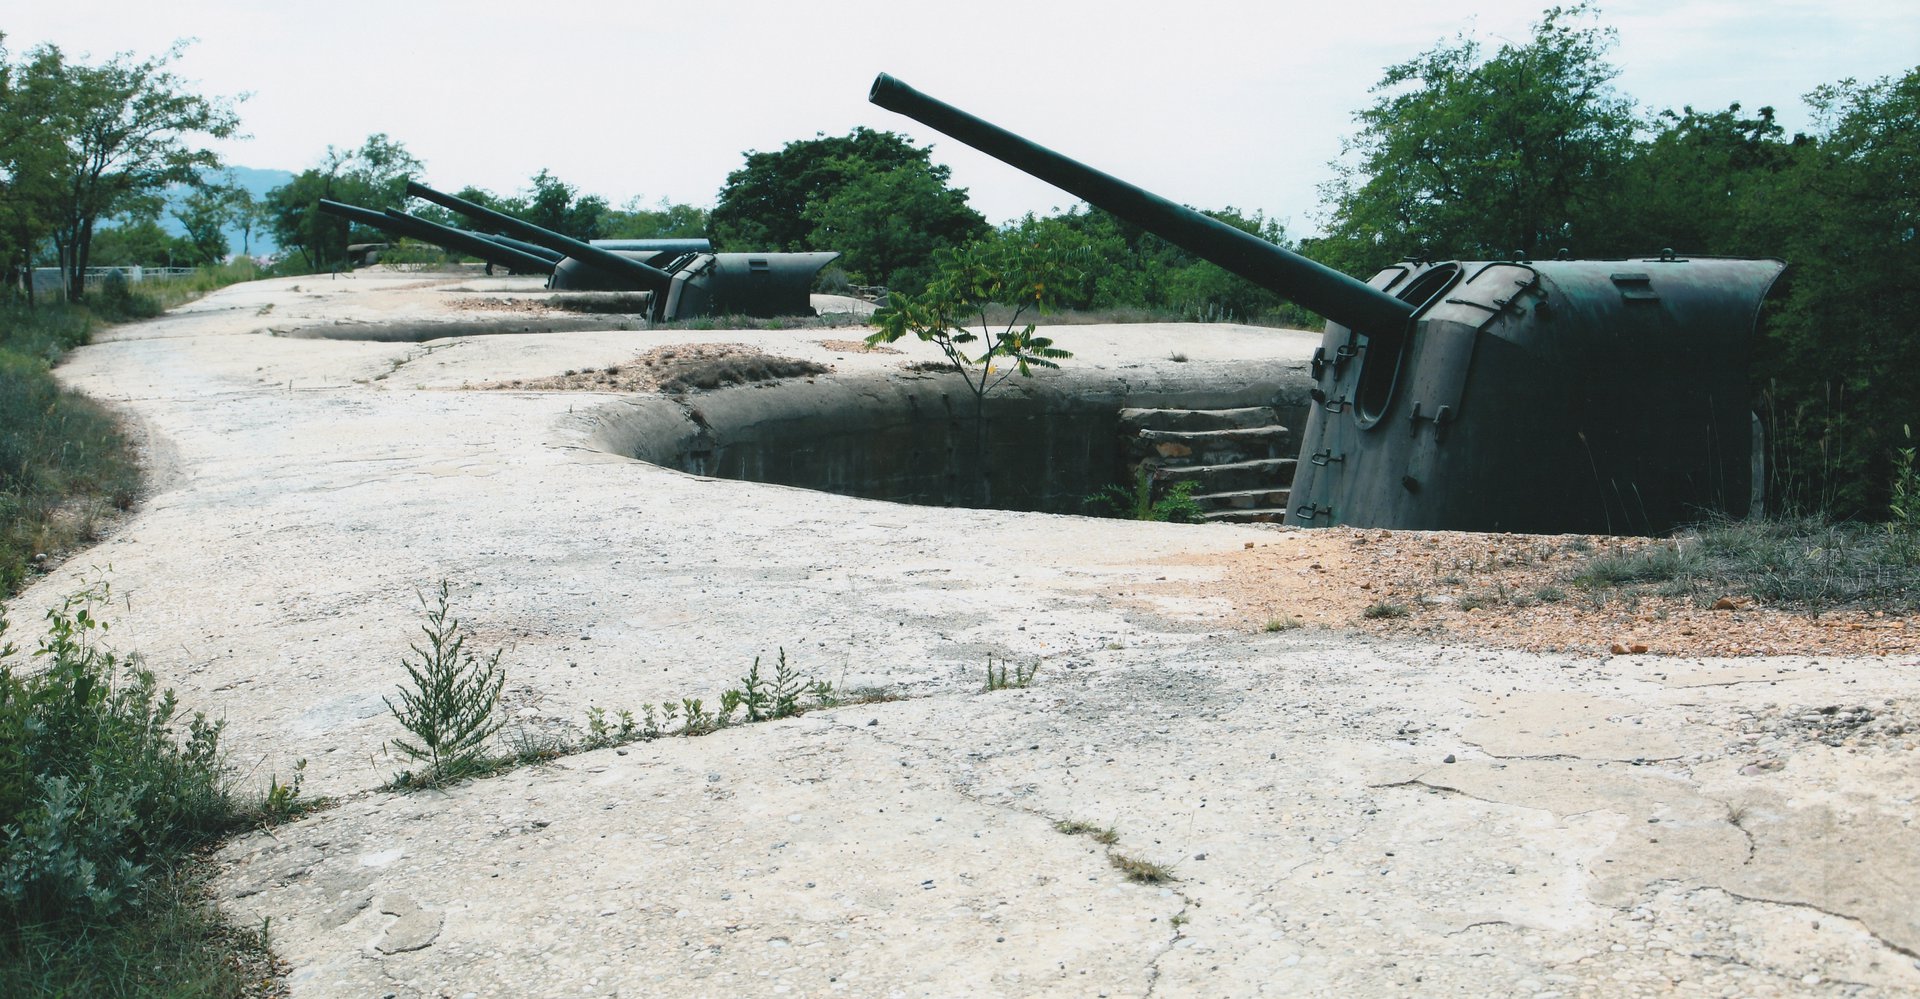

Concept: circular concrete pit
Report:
left=594, top=367, right=1315, bottom=514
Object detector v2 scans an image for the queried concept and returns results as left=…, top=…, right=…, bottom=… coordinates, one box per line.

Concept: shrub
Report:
left=0, top=582, right=233, bottom=923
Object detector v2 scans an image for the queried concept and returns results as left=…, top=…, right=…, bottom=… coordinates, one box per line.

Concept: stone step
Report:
left=1134, top=425, right=1291, bottom=444
left=1191, top=487, right=1292, bottom=510
left=1200, top=505, right=1292, bottom=524
left=1154, top=458, right=1296, bottom=491
left=1135, top=424, right=1294, bottom=464
left=1118, top=406, right=1282, bottom=433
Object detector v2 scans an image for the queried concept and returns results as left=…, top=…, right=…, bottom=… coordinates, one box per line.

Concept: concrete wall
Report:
left=591, top=361, right=1316, bottom=514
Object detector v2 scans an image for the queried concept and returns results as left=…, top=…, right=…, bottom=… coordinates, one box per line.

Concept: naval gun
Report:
left=867, top=73, right=1785, bottom=536
left=405, top=181, right=839, bottom=321
left=318, top=199, right=559, bottom=275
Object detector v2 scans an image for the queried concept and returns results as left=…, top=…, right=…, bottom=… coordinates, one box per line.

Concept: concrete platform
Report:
left=12, top=271, right=1918, bottom=997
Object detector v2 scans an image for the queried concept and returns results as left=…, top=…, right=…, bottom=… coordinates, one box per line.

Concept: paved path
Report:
left=17, top=272, right=1919, bottom=997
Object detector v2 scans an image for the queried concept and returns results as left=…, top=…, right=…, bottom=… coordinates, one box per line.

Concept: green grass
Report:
left=0, top=322, right=140, bottom=596
left=1567, top=515, right=1918, bottom=613
left=1, top=867, right=280, bottom=998
left=1109, top=853, right=1176, bottom=884
left=1054, top=819, right=1120, bottom=845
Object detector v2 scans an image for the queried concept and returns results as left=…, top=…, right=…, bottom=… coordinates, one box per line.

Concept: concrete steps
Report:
left=1119, top=406, right=1295, bottom=524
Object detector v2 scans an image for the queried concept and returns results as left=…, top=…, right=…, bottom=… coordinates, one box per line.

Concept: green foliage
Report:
left=517, top=168, right=610, bottom=240
left=998, top=206, right=1319, bottom=328
left=1747, top=70, right=1920, bottom=517
left=264, top=133, right=422, bottom=272
left=0, top=582, right=286, bottom=994
left=85, top=217, right=200, bottom=269
left=983, top=656, right=1039, bottom=692
left=3, top=39, right=241, bottom=302
left=711, top=128, right=988, bottom=290
left=384, top=581, right=508, bottom=788
left=1089, top=466, right=1204, bottom=524
left=0, top=338, right=139, bottom=595
left=1362, top=602, right=1410, bottom=620
left=730, top=648, right=829, bottom=723
left=1, top=865, right=276, bottom=998
left=603, top=195, right=710, bottom=240
left=801, top=156, right=990, bottom=291
left=868, top=236, right=1076, bottom=402
left=1314, top=2, right=1636, bottom=272
left=1889, top=428, right=1919, bottom=562
left=1565, top=516, right=1919, bottom=613
left=0, top=582, right=235, bottom=922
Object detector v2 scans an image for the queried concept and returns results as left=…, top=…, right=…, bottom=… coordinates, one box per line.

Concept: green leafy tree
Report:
left=1315, top=2, right=1637, bottom=273
left=1750, top=69, right=1920, bottom=516
left=0, top=33, right=65, bottom=300
left=12, top=41, right=240, bottom=301
left=802, top=156, right=988, bottom=291
left=85, top=216, right=193, bottom=267
left=517, top=168, right=608, bottom=240
left=712, top=128, right=986, bottom=290
left=265, top=133, right=422, bottom=270
left=1586, top=103, right=1798, bottom=256
left=172, top=182, right=235, bottom=264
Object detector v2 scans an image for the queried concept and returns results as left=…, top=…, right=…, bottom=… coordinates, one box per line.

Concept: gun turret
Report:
left=866, top=73, right=1785, bottom=535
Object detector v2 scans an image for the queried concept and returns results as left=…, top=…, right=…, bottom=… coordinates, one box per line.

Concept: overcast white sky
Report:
left=8, top=1, right=1917, bottom=236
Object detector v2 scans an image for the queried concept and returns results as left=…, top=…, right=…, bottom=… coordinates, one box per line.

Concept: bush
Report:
left=0, top=582, right=235, bottom=923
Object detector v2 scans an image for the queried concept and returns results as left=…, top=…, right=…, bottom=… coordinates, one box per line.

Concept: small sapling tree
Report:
left=865, top=236, right=1077, bottom=503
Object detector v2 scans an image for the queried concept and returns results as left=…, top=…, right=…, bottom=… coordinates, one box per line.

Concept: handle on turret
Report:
left=868, top=73, right=1415, bottom=332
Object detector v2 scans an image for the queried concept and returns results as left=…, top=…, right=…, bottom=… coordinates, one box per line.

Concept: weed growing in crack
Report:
left=1110, top=853, right=1176, bottom=884
left=1054, top=819, right=1119, bottom=845
left=384, top=581, right=507, bottom=789
left=983, top=655, right=1040, bottom=691
left=729, top=648, right=831, bottom=722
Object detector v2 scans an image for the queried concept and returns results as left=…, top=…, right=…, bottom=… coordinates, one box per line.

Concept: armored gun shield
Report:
left=1290, top=257, right=1785, bottom=535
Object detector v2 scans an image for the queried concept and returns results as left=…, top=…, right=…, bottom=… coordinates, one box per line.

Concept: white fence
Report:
left=29, top=266, right=198, bottom=295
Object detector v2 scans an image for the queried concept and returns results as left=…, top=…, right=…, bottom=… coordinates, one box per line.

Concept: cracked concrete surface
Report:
left=12, top=272, right=1919, bottom=997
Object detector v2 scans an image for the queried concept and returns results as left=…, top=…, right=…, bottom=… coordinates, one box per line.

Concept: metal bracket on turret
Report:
left=1293, top=503, right=1333, bottom=522
left=1407, top=401, right=1453, bottom=440
left=1308, top=449, right=1345, bottom=467
left=1310, top=340, right=1362, bottom=382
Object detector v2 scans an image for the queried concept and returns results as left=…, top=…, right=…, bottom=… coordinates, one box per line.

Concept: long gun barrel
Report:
left=405, top=180, right=674, bottom=291
left=317, top=199, right=556, bottom=274
left=868, top=73, right=1415, bottom=333
left=469, top=231, right=565, bottom=264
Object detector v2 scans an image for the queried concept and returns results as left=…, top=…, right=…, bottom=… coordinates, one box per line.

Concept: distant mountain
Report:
left=158, top=166, right=297, bottom=257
